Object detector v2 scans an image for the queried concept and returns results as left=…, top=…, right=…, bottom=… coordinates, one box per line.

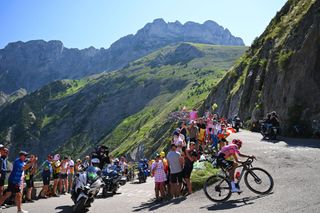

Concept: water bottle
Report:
left=235, top=171, right=241, bottom=181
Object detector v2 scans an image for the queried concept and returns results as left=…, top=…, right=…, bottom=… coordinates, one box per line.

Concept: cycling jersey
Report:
left=218, top=144, right=240, bottom=159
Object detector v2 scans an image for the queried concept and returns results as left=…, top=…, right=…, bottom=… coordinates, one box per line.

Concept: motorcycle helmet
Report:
left=113, top=158, right=120, bottom=166
left=91, top=158, right=100, bottom=167
left=232, top=139, right=242, bottom=147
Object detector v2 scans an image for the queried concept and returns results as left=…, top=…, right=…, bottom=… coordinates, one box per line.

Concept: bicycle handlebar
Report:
left=242, top=156, right=256, bottom=165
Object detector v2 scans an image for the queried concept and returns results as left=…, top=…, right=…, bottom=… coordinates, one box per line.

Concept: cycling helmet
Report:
left=232, top=139, right=242, bottom=147
left=91, top=158, right=100, bottom=167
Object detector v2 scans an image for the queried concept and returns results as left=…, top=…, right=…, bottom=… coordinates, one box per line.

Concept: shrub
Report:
left=277, top=50, right=294, bottom=70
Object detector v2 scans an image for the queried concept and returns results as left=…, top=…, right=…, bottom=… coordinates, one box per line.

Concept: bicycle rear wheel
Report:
left=244, top=167, right=274, bottom=194
left=203, top=175, right=231, bottom=202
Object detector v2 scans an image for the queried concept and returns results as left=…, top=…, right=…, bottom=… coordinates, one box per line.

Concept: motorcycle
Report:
left=137, top=162, right=149, bottom=183
left=71, top=166, right=103, bottom=213
left=101, top=164, right=127, bottom=197
left=126, top=167, right=135, bottom=182
left=232, top=117, right=242, bottom=132
left=260, top=121, right=278, bottom=140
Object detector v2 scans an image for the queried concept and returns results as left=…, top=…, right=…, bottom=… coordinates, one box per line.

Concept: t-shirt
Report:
left=60, top=161, right=69, bottom=174
left=68, top=160, right=75, bottom=174
left=42, top=160, right=52, bottom=176
left=0, top=157, right=8, bottom=178
left=162, top=158, right=169, bottom=174
left=52, top=160, right=61, bottom=174
left=151, top=161, right=167, bottom=183
left=189, top=111, right=198, bottom=121
left=218, top=144, right=240, bottom=159
left=188, top=126, right=199, bottom=139
left=166, top=151, right=182, bottom=174
left=8, top=158, right=25, bottom=185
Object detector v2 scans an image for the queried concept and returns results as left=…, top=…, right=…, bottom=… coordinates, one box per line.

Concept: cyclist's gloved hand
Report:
left=251, top=155, right=256, bottom=160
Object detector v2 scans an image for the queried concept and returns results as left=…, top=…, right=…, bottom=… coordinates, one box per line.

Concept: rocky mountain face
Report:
left=0, top=19, right=244, bottom=93
left=0, top=89, right=27, bottom=107
left=201, top=0, right=319, bottom=135
left=0, top=43, right=246, bottom=160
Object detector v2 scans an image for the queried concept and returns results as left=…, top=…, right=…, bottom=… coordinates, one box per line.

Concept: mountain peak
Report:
left=152, top=18, right=166, bottom=25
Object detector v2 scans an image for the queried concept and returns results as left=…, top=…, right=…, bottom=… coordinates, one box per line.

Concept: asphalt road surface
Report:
left=2, top=130, right=320, bottom=213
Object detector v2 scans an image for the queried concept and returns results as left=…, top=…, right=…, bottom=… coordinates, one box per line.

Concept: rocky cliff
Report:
left=201, top=0, right=320, bottom=135
left=0, top=19, right=244, bottom=93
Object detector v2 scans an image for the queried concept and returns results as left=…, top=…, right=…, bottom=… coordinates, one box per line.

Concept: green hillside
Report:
left=0, top=43, right=246, bottom=160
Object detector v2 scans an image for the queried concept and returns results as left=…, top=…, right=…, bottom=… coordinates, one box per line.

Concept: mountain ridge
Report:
left=0, top=19, right=244, bottom=93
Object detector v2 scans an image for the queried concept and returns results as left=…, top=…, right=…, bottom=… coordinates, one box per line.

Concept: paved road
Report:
left=3, top=130, right=320, bottom=213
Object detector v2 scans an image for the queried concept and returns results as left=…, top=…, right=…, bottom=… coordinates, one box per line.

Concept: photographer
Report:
left=91, top=145, right=110, bottom=169
left=0, top=151, right=35, bottom=213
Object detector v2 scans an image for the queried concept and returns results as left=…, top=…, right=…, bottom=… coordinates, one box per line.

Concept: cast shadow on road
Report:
left=55, top=205, right=74, bottom=213
left=132, top=196, right=187, bottom=212
left=201, top=194, right=268, bottom=211
left=260, top=136, right=320, bottom=149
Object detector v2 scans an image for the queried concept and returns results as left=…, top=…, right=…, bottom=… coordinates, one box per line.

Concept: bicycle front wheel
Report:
left=244, top=167, right=274, bottom=194
left=203, top=175, right=232, bottom=202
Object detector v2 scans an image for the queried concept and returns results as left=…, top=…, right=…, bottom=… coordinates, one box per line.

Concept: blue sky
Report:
left=0, top=0, right=287, bottom=49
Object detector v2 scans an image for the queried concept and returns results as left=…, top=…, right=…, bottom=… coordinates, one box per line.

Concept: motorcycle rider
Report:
left=71, top=158, right=101, bottom=204
left=91, top=145, right=110, bottom=170
left=263, top=113, right=273, bottom=134
left=271, top=111, right=280, bottom=127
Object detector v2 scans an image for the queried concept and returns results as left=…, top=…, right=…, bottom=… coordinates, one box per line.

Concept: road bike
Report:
left=203, top=156, right=274, bottom=202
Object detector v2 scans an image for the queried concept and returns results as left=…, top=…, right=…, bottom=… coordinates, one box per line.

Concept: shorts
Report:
left=217, top=155, right=234, bottom=170
left=52, top=173, right=59, bottom=180
left=155, top=182, right=164, bottom=189
left=68, top=173, right=74, bottom=181
left=0, top=178, right=5, bottom=187
left=183, top=165, right=193, bottom=179
left=42, top=175, right=51, bottom=185
left=170, top=172, right=183, bottom=184
left=25, top=175, right=34, bottom=188
left=59, top=173, right=68, bottom=179
left=7, top=182, right=21, bottom=193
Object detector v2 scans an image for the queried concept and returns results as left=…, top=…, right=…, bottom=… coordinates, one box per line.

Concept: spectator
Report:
left=166, top=144, right=184, bottom=198
left=189, top=108, right=198, bottom=121
left=188, top=120, right=199, bottom=150
left=183, top=142, right=197, bottom=195
left=75, top=159, right=83, bottom=173
left=25, top=154, right=37, bottom=202
left=151, top=154, right=167, bottom=201
left=197, top=118, right=207, bottom=151
left=0, top=151, right=35, bottom=213
left=39, top=154, right=52, bottom=199
left=0, top=146, right=9, bottom=200
left=51, top=154, right=61, bottom=197
left=179, top=122, right=188, bottom=141
left=68, top=157, right=75, bottom=193
left=82, top=156, right=91, bottom=170
left=172, top=130, right=184, bottom=153
left=59, top=156, right=69, bottom=194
